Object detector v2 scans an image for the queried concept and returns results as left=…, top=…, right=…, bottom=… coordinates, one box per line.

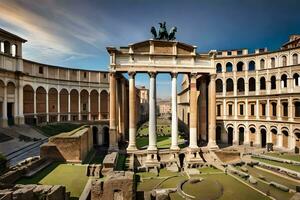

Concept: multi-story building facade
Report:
left=178, top=35, right=300, bottom=151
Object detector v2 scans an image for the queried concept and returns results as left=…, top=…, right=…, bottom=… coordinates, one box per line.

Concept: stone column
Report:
left=46, top=91, right=49, bottom=122
left=171, top=72, right=179, bottom=150
left=208, top=74, right=218, bottom=149
left=189, top=73, right=198, bottom=149
left=98, top=90, right=101, bottom=120
left=67, top=92, right=71, bottom=121
left=57, top=90, right=60, bottom=122
left=88, top=93, right=91, bottom=120
left=78, top=91, right=81, bottom=121
left=109, top=72, right=118, bottom=151
left=148, top=72, right=157, bottom=151
left=199, top=78, right=207, bottom=141
left=33, top=90, right=37, bottom=118
left=127, top=72, right=137, bottom=151
left=2, top=86, right=7, bottom=127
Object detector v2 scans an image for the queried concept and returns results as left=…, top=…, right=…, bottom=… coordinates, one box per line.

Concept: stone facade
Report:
left=91, top=171, right=135, bottom=200
left=40, top=126, right=93, bottom=163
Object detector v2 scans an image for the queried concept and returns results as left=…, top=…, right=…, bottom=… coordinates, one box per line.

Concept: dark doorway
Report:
left=103, top=126, right=109, bottom=147
left=228, top=127, right=233, bottom=145
left=92, top=126, right=98, bottom=145
left=239, top=127, right=244, bottom=145
left=179, top=153, right=185, bottom=168
left=7, top=103, right=14, bottom=126
left=216, top=126, right=221, bottom=144
left=261, top=129, right=267, bottom=148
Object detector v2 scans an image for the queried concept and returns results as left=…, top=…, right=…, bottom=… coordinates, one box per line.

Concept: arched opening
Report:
left=248, top=61, right=255, bottom=71
left=100, top=90, right=109, bottom=119
left=0, top=81, right=4, bottom=120
left=271, top=129, right=277, bottom=146
left=216, top=126, right=221, bottom=144
left=295, top=132, right=300, bottom=150
left=249, top=127, right=256, bottom=146
left=216, top=63, right=222, bottom=73
left=260, top=59, right=265, bottom=69
left=90, top=90, right=99, bottom=121
left=271, top=57, right=275, bottom=68
left=6, top=82, right=15, bottom=126
left=226, top=78, right=233, bottom=92
left=70, top=89, right=79, bottom=121
left=237, top=78, right=245, bottom=93
left=261, top=129, right=267, bottom=148
left=92, top=126, right=98, bottom=145
left=3, top=41, right=10, bottom=54
left=293, top=53, right=298, bottom=65
left=227, top=127, right=233, bottom=146
left=249, top=77, right=256, bottom=91
left=48, top=88, right=58, bottom=122
left=238, top=127, right=244, bottom=145
left=271, top=76, right=276, bottom=90
left=216, top=79, right=223, bottom=93
left=11, top=44, right=17, bottom=57
left=80, top=90, right=89, bottom=120
left=226, top=62, right=233, bottom=72
left=282, top=130, right=289, bottom=148
left=103, top=126, right=109, bottom=147
left=281, top=74, right=287, bottom=88
left=260, top=77, right=266, bottom=90
left=282, top=56, right=287, bottom=66
left=23, top=85, right=34, bottom=124
left=0, top=41, right=4, bottom=53
left=237, top=62, right=244, bottom=72
left=59, top=89, right=68, bottom=121
left=36, top=86, right=46, bottom=123
left=294, top=102, right=300, bottom=117
left=293, top=73, right=299, bottom=87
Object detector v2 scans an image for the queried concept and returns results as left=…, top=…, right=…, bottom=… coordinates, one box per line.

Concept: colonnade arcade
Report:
left=107, top=40, right=218, bottom=156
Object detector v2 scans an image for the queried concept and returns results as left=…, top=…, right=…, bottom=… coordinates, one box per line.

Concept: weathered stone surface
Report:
left=248, top=176, right=257, bottom=184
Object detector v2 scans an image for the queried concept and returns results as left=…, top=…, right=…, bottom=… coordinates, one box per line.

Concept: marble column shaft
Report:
left=189, top=73, right=198, bottom=149
left=208, top=74, right=218, bottom=148
left=171, top=73, right=179, bottom=150
left=109, top=72, right=118, bottom=150
left=148, top=72, right=157, bottom=151
left=127, top=72, right=137, bottom=150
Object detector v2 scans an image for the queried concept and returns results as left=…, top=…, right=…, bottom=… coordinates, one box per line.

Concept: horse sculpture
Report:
left=150, top=22, right=177, bottom=41
left=168, top=27, right=177, bottom=40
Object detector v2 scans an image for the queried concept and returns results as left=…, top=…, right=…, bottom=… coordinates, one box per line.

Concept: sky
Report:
left=0, top=0, right=300, bottom=98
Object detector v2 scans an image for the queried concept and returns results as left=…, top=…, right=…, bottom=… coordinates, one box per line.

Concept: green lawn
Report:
left=16, top=163, right=88, bottom=199
left=115, top=154, right=126, bottom=171
left=136, top=135, right=186, bottom=149
left=199, top=166, right=222, bottom=174
left=266, top=153, right=300, bottom=162
left=35, top=123, right=83, bottom=137
left=137, top=170, right=269, bottom=200
left=253, top=157, right=300, bottom=173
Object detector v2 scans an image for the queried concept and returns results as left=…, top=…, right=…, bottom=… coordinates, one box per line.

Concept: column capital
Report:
left=109, top=72, right=116, bottom=77
left=128, top=71, right=136, bottom=78
left=210, top=73, right=217, bottom=80
left=190, top=72, right=198, bottom=79
left=170, top=72, right=178, bottom=78
left=148, top=71, right=157, bottom=78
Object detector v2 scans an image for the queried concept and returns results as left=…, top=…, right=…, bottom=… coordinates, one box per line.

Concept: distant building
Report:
left=157, top=99, right=171, bottom=115
left=137, top=85, right=149, bottom=122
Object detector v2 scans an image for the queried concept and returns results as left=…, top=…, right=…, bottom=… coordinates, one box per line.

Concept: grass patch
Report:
left=115, top=154, right=126, bottom=171
left=35, top=123, right=82, bottom=137
left=136, top=135, right=186, bottom=149
left=253, top=157, right=300, bottom=173
left=266, top=153, right=300, bottom=162
left=199, top=166, right=222, bottom=174
left=16, top=163, right=88, bottom=199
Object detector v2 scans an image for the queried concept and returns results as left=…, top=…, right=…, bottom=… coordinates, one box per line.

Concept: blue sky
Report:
left=0, top=0, right=300, bottom=98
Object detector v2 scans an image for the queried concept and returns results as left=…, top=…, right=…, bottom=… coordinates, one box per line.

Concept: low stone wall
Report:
left=252, top=154, right=300, bottom=166
left=0, top=184, right=68, bottom=200
left=0, top=158, right=50, bottom=184
left=40, top=126, right=93, bottom=163
left=257, top=162, right=300, bottom=180
left=91, top=171, right=135, bottom=200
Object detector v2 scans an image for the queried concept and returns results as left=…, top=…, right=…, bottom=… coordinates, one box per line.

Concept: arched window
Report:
left=271, top=57, right=275, bottom=68
left=226, top=78, right=234, bottom=92
left=216, top=79, right=223, bottom=93
left=282, top=56, right=287, bottom=66
left=216, top=63, right=222, bottom=73
left=249, top=77, right=256, bottom=91
left=237, top=62, right=244, bottom=72
left=226, top=62, right=233, bottom=72
left=237, top=78, right=245, bottom=92
left=281, top=74, right=287, bottom=88
left=4, top=41, right=10, bottom=54
left=260, top=59, right=265, bottom=69
left=293, top=73, right=299, bottom=87
left=248, top=61, right=255, bottom=71
left=0, top=41, right=4, bottom=53
left=293, top=54, right=298, bottom=65
left=295, top=102, right=300, bottom=117
left=260, top=77, right=266, bottom=90
left=271, top=76, right=276, bottom=90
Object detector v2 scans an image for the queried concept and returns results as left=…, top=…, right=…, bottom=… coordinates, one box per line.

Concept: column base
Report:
left=185, top=148, right=204, bottom=168
left=233, top=140, right=239, bottom=146
left=147, top=146, right=157, bottom=151
left=207, top=141, right=219, bottom=150
left=1, top=118, right=8, bottom=128
left=127, top=145, right=138, bottom=153
left=15, top=116, right=25, bottom=125
left=145, top=150, right=160, bottom=168
left=170, top=145, right=180, bottom=151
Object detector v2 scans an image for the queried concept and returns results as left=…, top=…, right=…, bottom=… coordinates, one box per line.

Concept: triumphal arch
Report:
left=107, top=24, right=218, bottom=167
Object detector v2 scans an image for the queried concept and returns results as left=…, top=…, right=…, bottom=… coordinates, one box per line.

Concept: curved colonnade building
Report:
left=178, top=35, right=300, bottom=152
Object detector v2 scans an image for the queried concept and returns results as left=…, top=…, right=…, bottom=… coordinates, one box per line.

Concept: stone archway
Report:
left=216, top=126, right=221, bottom=145
left=282, top=130, right=289, bottom=148
left=260, top=129, right=267, bottom=148
left=227, top=127, right=233, bottom=146
left=271, top=128, right=277, bottom=146
left=238, top=127, right=244, bottom=145
left=92, top=126, right=99, bottom=145
left=36, top=86, right=46, bottom=123
left=249, top=127, right=256, bottom=147
left=103, top=126, right=109, bottom=147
